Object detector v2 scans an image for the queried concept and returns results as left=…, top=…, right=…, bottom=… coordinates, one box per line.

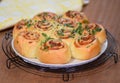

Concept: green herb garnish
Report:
left=95, top=27, right=102, bottom=32
left=64, top=23, right=73, bottom=28
left=41, top=33, right=53, bottom=44
left=57, top=29, right=64, bottom=36
left=43, top=46, right=49, bottom=51
left=41, top=33, right=53, bottom=51
left=26, top=23, right=32, bottom=27
left=85, top=26, right=91, bottom=33
left=41, top=20, right=46, bottom=23
left=92, top=29, right=96, bottom=35
left=42, top=33, right=47, bottom=37
left=26, top=20, right=33, bottom=28
left=75, top=23, right=84, bottom=35
left=91, top=27, right=102, bottom=35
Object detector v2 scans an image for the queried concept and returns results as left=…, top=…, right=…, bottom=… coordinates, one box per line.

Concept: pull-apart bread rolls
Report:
left=71, top=33, right=101, bottom=60
left=37, top=35, right=71, bottom=64
left=13, top=10, right=107, bottom=64
left=14, top=31, right=41, bottom=58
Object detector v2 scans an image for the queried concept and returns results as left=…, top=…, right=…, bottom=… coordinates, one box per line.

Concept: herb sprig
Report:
left=91, top=27, right=102, bottom=35
left=40, top=33, right=53, bottom=51
left=75, top=23, right=84, bottom=35
left=26, top=20, right=33, bottom=28
left=64, top=23, right=73, bottom=28
left=57, top=29, right=64, bottom=36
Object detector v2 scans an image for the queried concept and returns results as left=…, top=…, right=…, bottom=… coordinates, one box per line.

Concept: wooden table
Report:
left=0, top=0, right=120, bottom=83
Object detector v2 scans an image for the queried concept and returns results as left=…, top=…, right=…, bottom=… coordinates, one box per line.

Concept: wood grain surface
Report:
left=0, top=0, right=120, bottom=83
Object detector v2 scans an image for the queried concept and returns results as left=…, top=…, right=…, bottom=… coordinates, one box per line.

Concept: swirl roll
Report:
left=86, top=23, right=107, bottom=44
left=14, top=31, right=41, bottom=58
left=37, top=38, right=71, bottom=64
left=13, top=19, right=35, bottom=39
left=63, top=10, right=89, bottom=24
left=71, top=33, right=101, bottom=60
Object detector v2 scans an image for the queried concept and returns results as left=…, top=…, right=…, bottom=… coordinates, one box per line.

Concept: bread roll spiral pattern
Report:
left=71, top=33, right=101, bottom=60
left=37, top=38, right=71, bottom=64
left=14, top=31, right=41, bottom=58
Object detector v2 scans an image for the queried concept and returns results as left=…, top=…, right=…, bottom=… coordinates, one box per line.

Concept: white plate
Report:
left=11, top=40, right=108, bottom=68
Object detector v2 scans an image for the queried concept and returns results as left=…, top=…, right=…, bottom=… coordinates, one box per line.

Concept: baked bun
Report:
left=63, top=10, right=89, bottom=24
left=14, top=31, right=41, bottom=58
left=37, top=38, right=71, bottom=64
left=13, top=19, right=28, bottom=38
left=71, top=34, right=101, bottom=60
left=86, top=23, right=107, bottom=44
left=33, top=12, right=58, bottom=21
left=13, top=19, right=35, bottom=38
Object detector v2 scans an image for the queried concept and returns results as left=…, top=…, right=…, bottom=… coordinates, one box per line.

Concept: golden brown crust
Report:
left=71, top=36, right=101, bottom=60
left=14, top=31, right=41, bottom=58
left=87, top=23, right=107, bottom=44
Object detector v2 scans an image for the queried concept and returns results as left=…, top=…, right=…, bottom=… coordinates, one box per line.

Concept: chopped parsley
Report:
left=42, top=33, right=47, bottom=37
left=41, top=20, right=46, bottom=23
left=41, top=33, right=53, bottom=43
left=26, top=20, right=33, bottom=28
left=26, top=23, right=32, bottom=27
left=75, top=23, right=84, bottom=35
left=57, top=29, right=64, bottom=36
left=40, top=33, right=53, bottom=51
left=64, top=23, right=73, bottom=28
left=95, top=27, right=102, bottom=32
left=91, top=27, right=102, bottom=35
